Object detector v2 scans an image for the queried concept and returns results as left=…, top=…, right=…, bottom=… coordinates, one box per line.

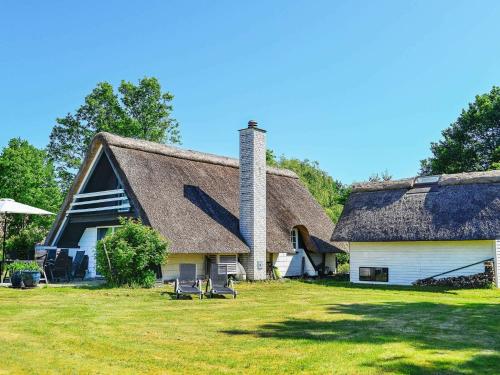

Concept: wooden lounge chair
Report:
left=174, top=264, right=203, bottom=299
left=35, top=254, right=49, bottom=284
left=206, top=264, right=237, bottom=299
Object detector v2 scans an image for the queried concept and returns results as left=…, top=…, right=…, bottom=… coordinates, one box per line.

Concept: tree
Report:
left=48, top=77, right=180, bottom=191
left=421, top=86, right=500, bottom=175
left=96, top=218, right=169, bottom=288
left=0, top=138, right=62, bottom=255
left=267, top=150, right=349, bottom=222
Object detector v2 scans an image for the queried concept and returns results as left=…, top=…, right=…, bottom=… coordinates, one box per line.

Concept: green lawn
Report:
left=0, top=280, right=499, bottom=374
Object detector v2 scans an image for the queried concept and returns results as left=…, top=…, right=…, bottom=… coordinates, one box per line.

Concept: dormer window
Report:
left=290, top=228, right=299, bottom=250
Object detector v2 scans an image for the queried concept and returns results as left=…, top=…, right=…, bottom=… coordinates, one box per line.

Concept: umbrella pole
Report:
left=1, top=215, right=6, bottom=282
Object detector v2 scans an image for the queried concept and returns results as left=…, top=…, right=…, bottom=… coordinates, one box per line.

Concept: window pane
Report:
left=359, top=267, right=388, bottom=282
left=97, top=227, right=112, bottom=241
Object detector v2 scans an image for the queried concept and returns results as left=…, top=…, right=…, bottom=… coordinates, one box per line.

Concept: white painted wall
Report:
left=161, top=254, right=206, bottom=281
left=77, top=228, right=98, bottom=278
left=350, top=241, right=495, bottom=285
left=325, top=253, right=337, bottom=274
left=273, top=249, right=317, bottom=277
left=495, top=240, right=500, bottom=288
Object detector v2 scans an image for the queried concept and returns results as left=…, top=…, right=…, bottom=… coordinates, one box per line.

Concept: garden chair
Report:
left=48, top=249, right=72, bottom=282
left=206, top=264, right=237, bottom=299
left=35, top=254, right=49, bottom=284
left=71, top=250, right=85, bottom=280
left=174, top=264, right=203, bottom=299
left=73, top=254, right=88, bottom=281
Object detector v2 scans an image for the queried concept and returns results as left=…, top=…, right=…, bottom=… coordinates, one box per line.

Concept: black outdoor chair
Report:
left=73, top=254, right=88, bottom=281
left=206, top=264, right=237, bottom=299
left=71, top=250, right=85, bottom=280
left=174, top=264, right=203, bottom=299
left=48, top=249, right=72, bottom=282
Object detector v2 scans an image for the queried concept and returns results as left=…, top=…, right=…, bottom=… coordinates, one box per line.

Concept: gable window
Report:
left=359, top=267, right=389, bottom=282
left=290, top=228, right=299, bottom=250
left=97, top=226, right=119, bottom=242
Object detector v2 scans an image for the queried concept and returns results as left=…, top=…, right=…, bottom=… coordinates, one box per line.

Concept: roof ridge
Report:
left=352, top=170, right=500, bottom=193
left=95, top=132, right=298, bottom=179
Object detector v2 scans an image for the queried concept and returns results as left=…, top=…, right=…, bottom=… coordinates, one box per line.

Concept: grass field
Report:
left=0, top=280, right=499, bottom=374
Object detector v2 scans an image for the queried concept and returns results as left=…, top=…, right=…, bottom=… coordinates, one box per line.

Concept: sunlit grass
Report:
left=0, top=280, right=499, bottom=374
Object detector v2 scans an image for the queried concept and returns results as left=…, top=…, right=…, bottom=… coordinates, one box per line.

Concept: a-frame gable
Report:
left=50, top=147, right=135, bottom=248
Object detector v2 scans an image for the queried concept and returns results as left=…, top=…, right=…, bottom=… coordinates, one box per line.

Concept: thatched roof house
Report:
left=47, top=122, right=340, bottom=280
left=332, top=171, right=500, bottom=286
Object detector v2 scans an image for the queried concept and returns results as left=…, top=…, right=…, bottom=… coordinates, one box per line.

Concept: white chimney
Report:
left=239, top=120, right=267, bottom=280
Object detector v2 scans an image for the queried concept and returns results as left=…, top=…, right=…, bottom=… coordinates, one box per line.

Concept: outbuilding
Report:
left=332, top=172, right=500, bottom=286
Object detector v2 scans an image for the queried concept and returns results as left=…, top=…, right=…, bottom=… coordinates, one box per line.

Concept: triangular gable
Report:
left=50, top=148, right=137, bottom=247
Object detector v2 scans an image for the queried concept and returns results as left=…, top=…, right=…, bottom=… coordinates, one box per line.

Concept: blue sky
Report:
left=1, top=1, right=500, bottom=184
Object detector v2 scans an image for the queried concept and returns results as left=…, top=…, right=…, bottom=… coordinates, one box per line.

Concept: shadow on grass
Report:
left=298, top=279, right=460, bottom=294
left=362, top=352, right=500, bottom=375
left=223, top=301, right=500, bottom=374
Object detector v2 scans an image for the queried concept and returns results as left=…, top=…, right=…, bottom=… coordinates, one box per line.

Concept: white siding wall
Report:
left=161, top=254, right=206, bottom=281
left=273, top=249, right=317, bottom=277
left=350, top=241, right=495, bottom=286
left=325, top=253, right=336, bottom=274
left=77, top=228, right=98, bottom=278
left=495, top=240, right=500, bottom=287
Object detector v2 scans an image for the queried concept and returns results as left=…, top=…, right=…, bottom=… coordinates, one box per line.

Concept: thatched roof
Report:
left=332, top=171, right=500, bottom=242
left=48, top=132, right=341, bottom=254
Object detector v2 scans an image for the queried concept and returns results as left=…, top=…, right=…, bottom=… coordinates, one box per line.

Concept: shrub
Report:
left=337, top=262, right=350, bottom=274
left=96, top=218, right=169, bottom=288
left=6, top=224, right=46, bottom=259
left=336, top=252, right=349, bottom=265
left=7, top=261, right=41, bottom=273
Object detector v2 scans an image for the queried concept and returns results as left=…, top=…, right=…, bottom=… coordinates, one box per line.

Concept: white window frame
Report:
left=290, top=228, right=299, bottom=251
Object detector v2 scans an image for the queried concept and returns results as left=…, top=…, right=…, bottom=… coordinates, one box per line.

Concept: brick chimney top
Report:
left=248, top=120, right=258, bottom=128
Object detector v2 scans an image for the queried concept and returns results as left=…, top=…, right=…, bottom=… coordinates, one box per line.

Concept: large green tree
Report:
left=0, top=139, right=62, bottom=257
left=421, top=86, right=500, bottom=175
left=48, top=77, right=180, bottom=191
left=267, top=150, right=348, bottom=222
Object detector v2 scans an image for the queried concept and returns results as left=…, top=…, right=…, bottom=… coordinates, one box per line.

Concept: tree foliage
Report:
left=48, top=77, right=180, bottom=190
left=6, top=224, right=47, bottom=260
left=96, top=218, right=169, bottom=288
left=0, top=138, right=62, bottom=246
left=421, top=86, right=500, bottom=175
left=266, top=150, right=349, bottom=222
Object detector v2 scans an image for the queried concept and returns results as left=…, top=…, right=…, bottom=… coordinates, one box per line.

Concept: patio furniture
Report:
left=35, top=254, right=49, bottom=284
left=47, top=249, right=72, bottom=282
left=206, top=264, right=237, bottom=298
left=174, top=264, right=203, bottom=299
left=71, top=251, right=87, bottom=280
left=0, top=258, right=13, bottom=284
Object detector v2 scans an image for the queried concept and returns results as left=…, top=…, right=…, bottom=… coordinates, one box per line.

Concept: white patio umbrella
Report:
left=0, top=198, right=54, bottom=276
